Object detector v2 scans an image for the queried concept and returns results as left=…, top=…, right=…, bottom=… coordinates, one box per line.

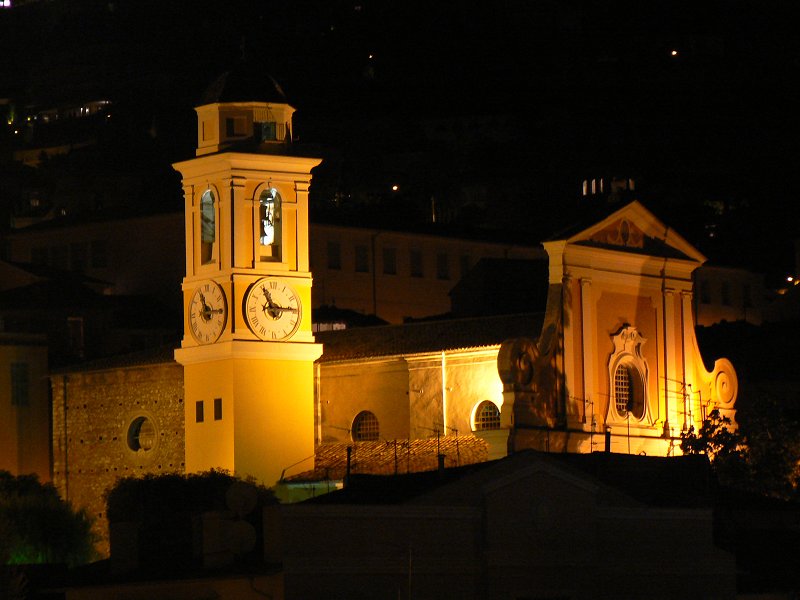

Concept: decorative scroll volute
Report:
left=710, top=358, right=738, bottom=409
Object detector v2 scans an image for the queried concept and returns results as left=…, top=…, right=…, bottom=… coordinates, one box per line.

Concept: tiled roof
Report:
left=286, top=435, right=490, bottom=482
left=50, top=344, right=178, bottom=375
left=300, top=450, right=716, bottom=508
left=317, top=312, right=543, bottom=362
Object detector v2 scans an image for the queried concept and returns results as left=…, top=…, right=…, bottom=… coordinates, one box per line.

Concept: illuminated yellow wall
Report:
left=512, top=201, right=739, bottom=457
left=318, top=348, right=503, bottom=446
left=0, top=336, right=50, bottom=479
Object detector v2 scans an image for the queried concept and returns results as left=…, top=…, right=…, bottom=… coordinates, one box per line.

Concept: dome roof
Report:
left=199, top=66, right=288, bottom=106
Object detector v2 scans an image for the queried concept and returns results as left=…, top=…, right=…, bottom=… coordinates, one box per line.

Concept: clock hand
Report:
left=198, top=292, right=213, bottom=322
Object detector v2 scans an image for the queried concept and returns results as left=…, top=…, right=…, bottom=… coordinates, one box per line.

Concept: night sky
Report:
left=1, top=0, right=798, bottom=281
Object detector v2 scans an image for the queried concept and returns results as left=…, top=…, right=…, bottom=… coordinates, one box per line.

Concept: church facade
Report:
left=47, top=87, right=739, bottom=549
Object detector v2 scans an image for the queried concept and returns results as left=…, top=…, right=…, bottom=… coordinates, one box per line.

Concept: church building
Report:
left=47, top=74, right=738, bottom=547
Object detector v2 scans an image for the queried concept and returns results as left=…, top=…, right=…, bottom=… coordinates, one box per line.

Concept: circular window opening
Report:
left=352, top=411, right=379, bottom=442
left=474, top=401, right=501, bottom=431
left=127, top=416, right=156, bottom=452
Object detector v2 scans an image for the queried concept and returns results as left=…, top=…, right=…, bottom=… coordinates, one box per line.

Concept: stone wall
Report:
left=51, top=362, right=185, bottom=555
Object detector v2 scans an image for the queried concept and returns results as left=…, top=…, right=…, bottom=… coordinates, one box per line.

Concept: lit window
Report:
left=200, top=190, right=216, bottom=264
left=259, top=188, right=281, bottom=247
left=352, top=410, right=379, bottom=441
left=473, top=401, right=500, bottom=431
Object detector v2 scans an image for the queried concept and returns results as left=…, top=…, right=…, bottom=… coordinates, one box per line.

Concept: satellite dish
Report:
left=225, top=480, right=258, bottom=517
left=227, top=519, right=257, bottom=556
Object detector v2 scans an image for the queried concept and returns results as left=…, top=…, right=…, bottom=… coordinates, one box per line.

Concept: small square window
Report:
left=196, top=401, right=204, bottom=423
left=214, top=398, right=222, bottom=421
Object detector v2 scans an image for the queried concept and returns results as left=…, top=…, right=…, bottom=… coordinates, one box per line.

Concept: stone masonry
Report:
left=51, top=360, right=185, bottom=554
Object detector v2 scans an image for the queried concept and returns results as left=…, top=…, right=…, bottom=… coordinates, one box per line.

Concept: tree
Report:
left=681, top=392, right=800, bottom=500
left=105, top=470, right=277, bottom=572
left=0, top=471, right=97, bottom=567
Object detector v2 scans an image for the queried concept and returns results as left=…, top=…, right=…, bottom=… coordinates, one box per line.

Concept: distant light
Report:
left=671, top=49, right=679, bottom=57
left=391, top=185, right=399, bottom=192
left=788, top=276, right=794, bottom=282
left=368, top=54, right=373, bottom=59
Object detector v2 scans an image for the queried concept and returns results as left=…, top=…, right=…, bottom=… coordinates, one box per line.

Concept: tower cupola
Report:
left=195, top=68, right=295, bottom=156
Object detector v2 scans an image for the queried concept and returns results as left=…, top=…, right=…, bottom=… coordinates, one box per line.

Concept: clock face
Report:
left=189, top=281, right=227, bottom=344
left=245, top=278, right=301, bottom=341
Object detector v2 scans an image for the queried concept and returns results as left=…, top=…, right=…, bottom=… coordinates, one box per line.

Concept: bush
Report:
left=0, top=471, right=96, bottom=567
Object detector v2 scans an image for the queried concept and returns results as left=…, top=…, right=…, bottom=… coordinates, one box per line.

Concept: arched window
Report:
left=259, top=187, right=281, bottom=247
left=200, top=189, right=216, bottom=264
left=352, top=411, right=379, bottom=442
left=614, top=363, right=644, bottom=420
left=473, top=400, right=501, bottom=431
left=607, top=326, right=650, bottom=426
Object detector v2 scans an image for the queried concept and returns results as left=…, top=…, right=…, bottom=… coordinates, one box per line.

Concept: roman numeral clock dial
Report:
left=245, top=278, right=302, bottom=341
left=189, top=281, right=228, bottom=344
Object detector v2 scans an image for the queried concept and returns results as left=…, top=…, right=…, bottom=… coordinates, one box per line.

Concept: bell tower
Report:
left=173, top=70, right=322, bottom=486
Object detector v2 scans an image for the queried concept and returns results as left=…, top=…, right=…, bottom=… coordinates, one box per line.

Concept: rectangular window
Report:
left=11, top=363, right=29, bottom=406
left=90, top=240, right=108, bottom=268
left=226, top=117, right=247, bottom=137
left=436, top=252, right=450, bottom=280
left=743, top=284, right=752, bottom=308
left=214, top=398, right=223, bottom=421
left=700, top=280, right=710, bottom=304
left=382, top=247, right=397, bottom=275
left=458, top=254, right=472, bottom=279
left=196, top=401, right=204, bottom=423
left=721, top=281, right=731, bottom=306
left=70, top=242, right=88, bottom=272
left=410, top=249, right=423, bottom=278
left=67, top=317, right=85, bottom=359
left=327, top=241, right=341, bottom=270
left=354, top=244, right=369, bottom=273
left=50, top=245, right=68, bottom=270
left=459, top=254, right=471, bottom=279
left=31, top=247, right=49, bottom=265
left=259, top=121, right=277, bottom=141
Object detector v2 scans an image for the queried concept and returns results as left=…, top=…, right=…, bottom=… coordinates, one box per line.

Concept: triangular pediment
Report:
left=564, top=201, right=706, bottom=263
